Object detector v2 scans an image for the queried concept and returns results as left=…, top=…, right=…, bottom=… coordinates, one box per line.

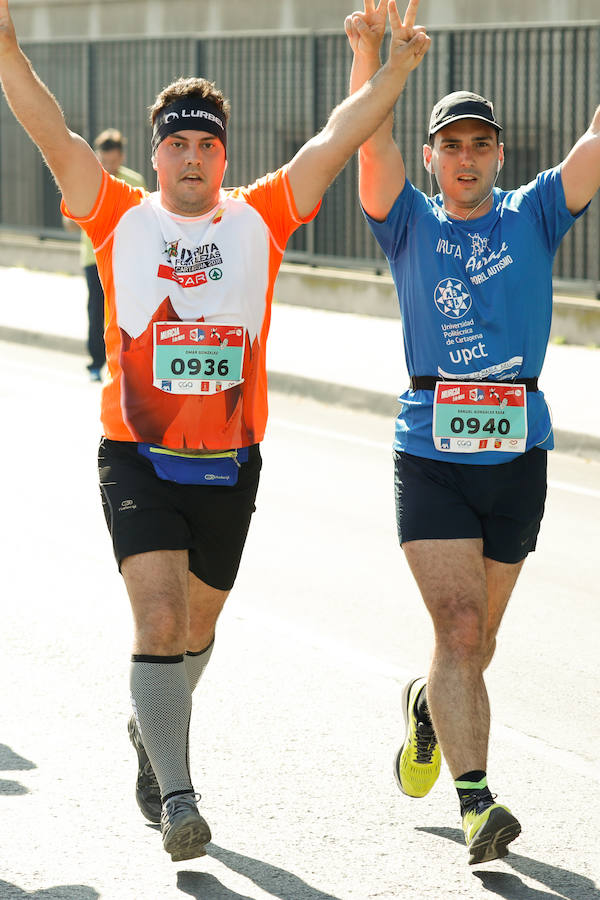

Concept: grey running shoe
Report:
left=128, top=714, right=162, bottom=824
left=161, top=792, right=212, bottom=862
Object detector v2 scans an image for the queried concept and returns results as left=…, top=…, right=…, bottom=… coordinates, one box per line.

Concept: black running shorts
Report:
left=98, top=438, right=262, bottom=590
left=393, top=448, right=547, bottom=564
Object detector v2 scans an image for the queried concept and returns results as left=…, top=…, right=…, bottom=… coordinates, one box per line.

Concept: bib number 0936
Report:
left=153, top=322, right=246, bottom=395
left=170, top=357, right=230, bottom=377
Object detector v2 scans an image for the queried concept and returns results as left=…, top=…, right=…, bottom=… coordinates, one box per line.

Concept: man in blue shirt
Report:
left=346, top=0, right=599, bottom=865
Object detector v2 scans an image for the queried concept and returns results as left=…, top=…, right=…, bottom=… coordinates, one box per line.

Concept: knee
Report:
left=432, top=598, right=486, bottom=662
left=134, top=604, right=188, bottom=655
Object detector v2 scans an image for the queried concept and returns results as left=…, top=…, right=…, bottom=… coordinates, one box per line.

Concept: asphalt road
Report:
left=0, top=342, right=598, bottom=900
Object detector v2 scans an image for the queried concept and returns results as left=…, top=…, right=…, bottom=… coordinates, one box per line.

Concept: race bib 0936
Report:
left=153, top=322, right=246, bottom=395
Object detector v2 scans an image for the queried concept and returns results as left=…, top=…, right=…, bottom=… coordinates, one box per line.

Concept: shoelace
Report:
left=163, top=792, right=202, bottom=816
left=462, top=793, right=497, bottom=815
left=414, top=721, right=437, bottom=764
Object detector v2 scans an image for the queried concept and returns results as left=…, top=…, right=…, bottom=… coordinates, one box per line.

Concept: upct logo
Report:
left=448, top=341, right=488, bottom=367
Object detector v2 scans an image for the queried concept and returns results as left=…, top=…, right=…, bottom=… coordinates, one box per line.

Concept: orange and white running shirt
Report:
left=62, top=167, right=319, bottom=449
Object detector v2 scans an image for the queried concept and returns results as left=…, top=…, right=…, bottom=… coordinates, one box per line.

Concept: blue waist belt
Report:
left=137, top=444, right=249, bottom=486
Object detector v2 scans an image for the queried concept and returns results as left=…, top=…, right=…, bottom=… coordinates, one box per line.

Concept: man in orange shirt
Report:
left=0, top=0, right=431, bottom=862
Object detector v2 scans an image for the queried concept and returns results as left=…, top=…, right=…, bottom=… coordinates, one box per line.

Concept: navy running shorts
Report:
left=393, top=447, right=547, bottom=564
left=98, top=438, right=262, bottom=590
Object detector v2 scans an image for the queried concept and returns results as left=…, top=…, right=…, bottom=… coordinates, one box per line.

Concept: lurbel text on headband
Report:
left=151, top=98, right=227, bottom=156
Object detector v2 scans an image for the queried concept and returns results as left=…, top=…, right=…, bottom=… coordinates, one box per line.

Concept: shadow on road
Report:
left=177, top=843, right=342, bottom=900
left=0, top=745, right=36, bottom=771
left=0, top=881, right=100, bottom=899
left=0, top=779, right=29, bottom=795
left=177, top=872, right=254, bottom=900
left=417, top=826, right=599, bottom=900
left=0, top=743, right=36, bottom=796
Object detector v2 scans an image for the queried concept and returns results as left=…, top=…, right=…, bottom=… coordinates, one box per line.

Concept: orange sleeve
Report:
left=61, top=171, right=147, bottom=252
left=229, top=165, right=321, bottom=253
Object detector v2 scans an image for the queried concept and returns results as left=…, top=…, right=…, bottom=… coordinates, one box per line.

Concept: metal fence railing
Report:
left=1, top=23, right=599, bottom=285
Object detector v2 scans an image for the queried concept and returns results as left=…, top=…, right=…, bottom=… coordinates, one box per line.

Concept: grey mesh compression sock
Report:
left=130, top=655, right=193, bottom=801
left=184, top=640, right=214, bottom=693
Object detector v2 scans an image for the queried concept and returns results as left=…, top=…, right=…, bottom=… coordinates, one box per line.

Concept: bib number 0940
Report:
left=170, top=357, right=230, bottom=377
left=450, top=416, right=510, bottom=435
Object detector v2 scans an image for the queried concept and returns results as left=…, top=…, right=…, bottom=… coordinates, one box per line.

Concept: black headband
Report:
left=151, top=97, right=227, bottom=156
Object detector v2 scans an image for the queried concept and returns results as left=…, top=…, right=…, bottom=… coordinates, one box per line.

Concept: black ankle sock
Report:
left=415, top=686, right=432, bottom=728
left=455, top=770, right=494, bottom=815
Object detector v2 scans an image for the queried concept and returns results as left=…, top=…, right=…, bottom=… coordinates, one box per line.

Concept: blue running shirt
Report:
left=365, top=166, right=585, bottom=463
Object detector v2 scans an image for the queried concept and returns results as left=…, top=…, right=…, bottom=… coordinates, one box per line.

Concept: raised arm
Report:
left=0, top=0, right=102, bottom=217
left=287, top=0, right=430, bottom=220
left=345, top=0, right=417, bottom=220
left=560, top=104, right=600, bottom=215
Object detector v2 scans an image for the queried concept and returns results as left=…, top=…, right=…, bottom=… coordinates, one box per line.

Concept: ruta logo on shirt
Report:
left=162, top=240, right=223, bottom=269
left=159, top=240, right=224, bottom=288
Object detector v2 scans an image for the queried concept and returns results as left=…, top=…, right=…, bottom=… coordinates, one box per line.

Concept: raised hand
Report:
left=0, top=0, right=17, bottom=54
left=387, top=0, right=430, bottom=72
left=344, top=0, right=387, bottom=58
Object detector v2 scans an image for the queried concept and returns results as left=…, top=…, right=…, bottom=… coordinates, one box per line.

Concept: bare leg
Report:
left=482, top=555, right=524, bottom=670
left=402, top=538, right=525, bottom=778
left=187, top=571, right=229, bottom=652
left=123, top=549, right=190, bottom=654
left=122, top=550, right=229, bottom=653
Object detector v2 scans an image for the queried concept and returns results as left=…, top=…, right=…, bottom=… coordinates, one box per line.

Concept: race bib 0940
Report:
left=432, top=381, right=528, bottom=453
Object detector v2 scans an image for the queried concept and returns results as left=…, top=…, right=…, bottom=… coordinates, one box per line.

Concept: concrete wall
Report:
left=8, top=0, right=600, bottom=40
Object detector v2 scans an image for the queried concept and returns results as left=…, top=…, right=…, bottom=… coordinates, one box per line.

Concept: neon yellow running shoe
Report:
left=393, top=676, right=441, bottom=797
left=462, top=800, right=521, bottom=865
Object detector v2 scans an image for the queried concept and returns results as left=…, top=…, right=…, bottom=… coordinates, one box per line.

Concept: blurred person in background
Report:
left=64, top=128, right=145, bottom=381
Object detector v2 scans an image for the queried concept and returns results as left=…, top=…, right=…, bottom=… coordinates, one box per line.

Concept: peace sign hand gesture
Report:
left=344, top=0, right=387, bottom=59
left=387, top=0, right=430, bottom=74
